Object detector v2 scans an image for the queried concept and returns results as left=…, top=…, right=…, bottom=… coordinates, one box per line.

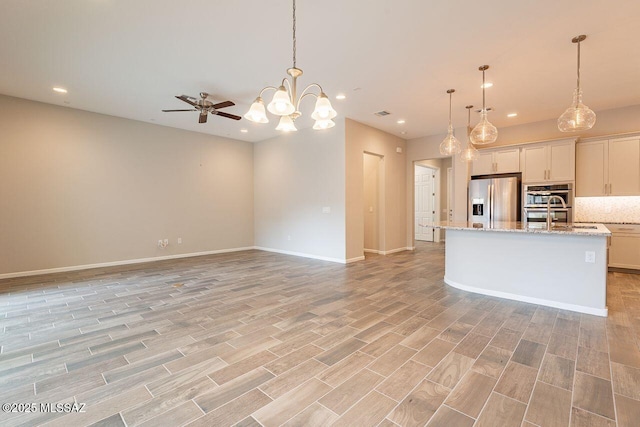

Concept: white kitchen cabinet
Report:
left=522, top=140, right=575, bottom=183
left=607, top=224, right=640, bottom=270
left=472, top=148, right=520, bottom=176
left=576, top=137, right=640, bottom=196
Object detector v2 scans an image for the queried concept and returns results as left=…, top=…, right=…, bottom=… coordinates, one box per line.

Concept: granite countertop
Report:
left=432, top=221, right=611, bottom=236
left=579, top=221, right=640, bottom=225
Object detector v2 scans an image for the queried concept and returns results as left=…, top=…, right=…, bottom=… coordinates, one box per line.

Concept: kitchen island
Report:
left=434, top=222, right=611, bottom=316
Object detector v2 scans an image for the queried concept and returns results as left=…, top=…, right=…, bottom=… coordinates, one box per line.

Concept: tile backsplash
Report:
left=575, top=196, right=640, bottom=223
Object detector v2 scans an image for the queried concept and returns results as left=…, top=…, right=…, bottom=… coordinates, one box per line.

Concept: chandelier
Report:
left=558, top=35, right=596, bottom=132
left=244, top=0, right=336, bottom=131
left=470, top=65, right=498, bottom=145
left=439, top=89, right=461, bottom=155
left=460, top=105, right=479, bottom=162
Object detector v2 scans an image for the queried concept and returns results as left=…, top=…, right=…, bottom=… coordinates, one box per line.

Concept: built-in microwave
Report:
left=524, top=183, right=573, bottom=208
left=524, top=207, right=573, bottom=225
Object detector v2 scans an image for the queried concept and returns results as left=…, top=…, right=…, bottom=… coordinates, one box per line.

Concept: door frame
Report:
left=363, top=151, right=385, bottom=254
left=414, top=163, right=440, bottom=243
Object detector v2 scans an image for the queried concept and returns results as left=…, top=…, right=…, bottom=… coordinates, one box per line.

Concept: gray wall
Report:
left=253, top=120, right=346, bottom=262
left=0, top=95, right=254, bottom=276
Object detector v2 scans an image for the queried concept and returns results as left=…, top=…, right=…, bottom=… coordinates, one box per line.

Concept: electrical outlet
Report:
left=163, top=239, right=169, bottom=247
left=585, top=251, right=596, bottom=263
left=322, top=206, right=331, bottom=214
left=177, top=237, right=182, bottom=244
left=287, top=235, right=291, bottom=241
left=157, top=240, right=163, bottom=248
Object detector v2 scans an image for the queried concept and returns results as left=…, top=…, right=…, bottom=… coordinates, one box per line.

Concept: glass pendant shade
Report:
left=440, top=125, right=461, bottom=156
left=244, top=97, right=269, bottom=123
left=470, top=111, right=498, bottom=145
left=459, top=145, right=479, bottom=162
left=275, top=115, right=297, bottom=132
left=267, top=86, right=296, bottom=116
left=460, top=105, right=479, bottom=162
left=558, top=91, right=596, bottom=132
left=558, top=35, right=595, bottom=132
left=311, top=93, right=337, bottom=120
left=439, top=89, right=461, bottom=156
left=313, top=118, right=335, bottom=130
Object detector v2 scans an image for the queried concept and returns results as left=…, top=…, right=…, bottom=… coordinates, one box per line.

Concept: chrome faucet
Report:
left=547, top=195, right=567, bottom=230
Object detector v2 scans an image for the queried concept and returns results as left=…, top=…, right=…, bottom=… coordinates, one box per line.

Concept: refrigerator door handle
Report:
left=488, top=184, right=494, bottom=223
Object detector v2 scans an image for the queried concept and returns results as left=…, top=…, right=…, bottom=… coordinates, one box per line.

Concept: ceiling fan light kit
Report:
left=558, top=34, right=596, bottom=132
left=244, top=0, right=336, bottom=131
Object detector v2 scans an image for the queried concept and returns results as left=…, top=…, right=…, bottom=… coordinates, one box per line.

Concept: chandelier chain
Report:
left=292, top=0, right=297, bottom=68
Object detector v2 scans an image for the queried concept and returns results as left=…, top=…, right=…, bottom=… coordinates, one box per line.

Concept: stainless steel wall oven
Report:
left=523, top=183, right=573, bottom=226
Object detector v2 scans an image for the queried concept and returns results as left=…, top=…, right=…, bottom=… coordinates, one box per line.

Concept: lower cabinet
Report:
left=607, top=224, right=640, bottom=270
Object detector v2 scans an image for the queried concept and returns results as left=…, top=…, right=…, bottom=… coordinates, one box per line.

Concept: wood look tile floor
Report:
left=1, top=243, right=639, bottom=427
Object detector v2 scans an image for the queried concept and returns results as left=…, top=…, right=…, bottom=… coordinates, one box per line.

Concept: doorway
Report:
left=413, top=157, right=452, bottom=244
left=363, top=152, right=384, bottom=253
left=415, top=164, right=436, bottom=242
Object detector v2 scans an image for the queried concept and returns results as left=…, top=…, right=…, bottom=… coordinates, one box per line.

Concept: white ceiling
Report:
left=1, top=0, right=639, bottom=143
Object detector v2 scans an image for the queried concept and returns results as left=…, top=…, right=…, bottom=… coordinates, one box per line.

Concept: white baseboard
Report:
left=380, top=247, right=411, bottom=255
left=254, top=247, right=347, bottom=264
left=0, top=247, right=256, bottom=280
left=444, top=276, right=608, bottom=317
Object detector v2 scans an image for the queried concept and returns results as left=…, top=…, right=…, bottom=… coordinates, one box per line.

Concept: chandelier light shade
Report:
left=460, top=105, right=480, bottom=162
left=244, top=97, right=269, bottom=123
left=276, top=115, right=297, bottom=132
left=470, top=65, right=498, bottom=145
left=439, top=89, right=461, bottom=156
left=244, top=0, right=336, bottom=131
left=558, top=35, right=596, bottom=132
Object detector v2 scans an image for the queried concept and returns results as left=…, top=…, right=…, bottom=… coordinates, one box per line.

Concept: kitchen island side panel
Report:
left=444, top=229, right=607, bottom=315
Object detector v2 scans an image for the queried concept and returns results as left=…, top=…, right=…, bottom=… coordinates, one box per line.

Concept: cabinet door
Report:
left=472, top=152, right=494, bottom=176
left=548, top=141, right=575, bottom=182
left=495, top=149, right=520, bottom=173
left=522, top=146, right=547, bottom=182
left=608, top=138, right=640, bottom=196
left=609, top=235, right=640, bottom=270
left=576, top=140, right=607, bottom=196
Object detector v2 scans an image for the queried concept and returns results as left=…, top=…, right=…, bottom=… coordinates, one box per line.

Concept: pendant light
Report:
left=470, top=65, right=498, bottom=145
left=558, top=35, right=596, bottom=132
left=460, top=105, right=479, bottom=162
left=439, top=89, right=461, bottom=156
left=244, top=0, right=336, bottom=131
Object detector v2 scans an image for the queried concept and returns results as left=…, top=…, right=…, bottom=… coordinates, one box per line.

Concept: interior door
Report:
left=415, top=165, right=435, bottom=242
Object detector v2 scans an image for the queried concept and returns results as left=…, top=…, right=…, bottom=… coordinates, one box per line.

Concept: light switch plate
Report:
left=322, top=207, right=331, bottom=214
left=585, top=251, right=596, bottom=263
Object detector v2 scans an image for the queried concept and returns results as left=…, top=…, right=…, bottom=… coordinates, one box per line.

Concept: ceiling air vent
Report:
left=374, top=110, right=391, bottom=117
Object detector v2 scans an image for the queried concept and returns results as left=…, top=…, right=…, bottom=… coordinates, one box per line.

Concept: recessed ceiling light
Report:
left=53, top=87, right=67, bottom=93
left=335, top=94, right=346, bottom=100
left=397, top=119, right=406, bottom=124
left=507, top=113, right=518, bottom=118
left=401, top=131, right=407, bottom=135
left=481, top=82, right=493, bottom=89
left=240, top=129, right=248, bottom=133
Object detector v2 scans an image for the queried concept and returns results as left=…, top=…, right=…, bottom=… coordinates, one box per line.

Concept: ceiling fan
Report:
left=162, top=92, right=241, bottom=123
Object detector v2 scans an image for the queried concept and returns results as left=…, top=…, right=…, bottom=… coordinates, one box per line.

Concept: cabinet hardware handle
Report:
left=609, top=183, right=612, bottom=194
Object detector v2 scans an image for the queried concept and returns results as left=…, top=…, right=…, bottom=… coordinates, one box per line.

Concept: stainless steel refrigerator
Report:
left=468, top=173, right=521, bottom=225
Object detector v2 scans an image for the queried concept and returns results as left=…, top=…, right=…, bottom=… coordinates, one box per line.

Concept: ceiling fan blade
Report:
left=214, top=111, right=242, bottom=121
left=211, top=100, right=235, bottom=110
left=199, top=113, right=208, bottom=123
left=162, top=109, right=197, bottom=112
left=176, top=95, right=198, bottom=106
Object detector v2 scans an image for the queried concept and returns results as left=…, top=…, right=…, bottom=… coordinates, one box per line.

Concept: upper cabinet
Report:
left=472, top=148, right=520, bottom=176
left=521, top=140, right=575, bottom=183
left=576, top=137, right=640, bottom=196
